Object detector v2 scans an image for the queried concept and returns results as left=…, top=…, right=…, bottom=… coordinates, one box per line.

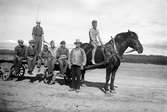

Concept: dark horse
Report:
left=81, top=30, right=143, bottom=92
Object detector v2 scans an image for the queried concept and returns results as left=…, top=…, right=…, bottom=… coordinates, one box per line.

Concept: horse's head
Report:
left=126, top=30, right=143, bottom=54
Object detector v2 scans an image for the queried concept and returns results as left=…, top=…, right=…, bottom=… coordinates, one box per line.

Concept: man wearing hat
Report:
left=13, top=40, right=27, bottom=74
left=32, top=21, right=44, bottom=56
left=26, top=40, right=36, bottom=75
left=89, top=20, right=103, bottom=64
left=69, top=39, right=86, bottom=92
left=56, top=41, right=69, bottom=76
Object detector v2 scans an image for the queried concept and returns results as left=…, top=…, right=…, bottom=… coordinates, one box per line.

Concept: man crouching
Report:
left=69, top=39, right=86, bottom=92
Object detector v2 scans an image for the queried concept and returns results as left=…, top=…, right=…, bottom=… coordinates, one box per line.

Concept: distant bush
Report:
left=0, top=49, right=15, bottom=55
left=123, top=54, right=167, bottom=65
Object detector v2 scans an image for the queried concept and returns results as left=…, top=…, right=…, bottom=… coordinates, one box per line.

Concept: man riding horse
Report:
left=81, top=29, right=143, bottom=93
left=89, top=20, right=103, bottom=65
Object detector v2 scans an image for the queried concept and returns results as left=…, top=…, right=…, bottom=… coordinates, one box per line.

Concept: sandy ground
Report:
left=0, top=63, right=167, bottom=112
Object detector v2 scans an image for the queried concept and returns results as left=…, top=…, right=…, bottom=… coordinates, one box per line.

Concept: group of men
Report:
left=14, top=20, right=103, bottom=92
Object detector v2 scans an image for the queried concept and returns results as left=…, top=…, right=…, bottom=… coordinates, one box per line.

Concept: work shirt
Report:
left=56, top=47, right=69, bottom=59
left=14, top=45, right=27, bottom=57
left=26, top=46, right=36, bottom=58
left=32, top=26, right=44, bottom=38
left=70, top=47, right=86, bottom=66
left=89, top=28, right=102, bottom=45
left=49, top=47, right=57, bottom=58
left=40, top=49, right=51, bottom=59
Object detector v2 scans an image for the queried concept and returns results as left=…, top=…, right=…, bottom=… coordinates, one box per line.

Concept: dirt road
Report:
left=0, top=63, right=167, bottom=112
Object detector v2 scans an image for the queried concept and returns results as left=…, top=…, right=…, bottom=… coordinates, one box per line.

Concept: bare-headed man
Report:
left=89, top=20, right=103, bottom=64
left=32, top=21, right=44, bottom=56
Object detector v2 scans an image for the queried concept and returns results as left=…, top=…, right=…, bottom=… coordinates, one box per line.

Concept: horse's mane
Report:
left=111, top=31, right=138, bottom=43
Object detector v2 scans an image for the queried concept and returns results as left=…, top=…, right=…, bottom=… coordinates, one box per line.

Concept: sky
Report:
left=0, top=0, right=167, bottom=55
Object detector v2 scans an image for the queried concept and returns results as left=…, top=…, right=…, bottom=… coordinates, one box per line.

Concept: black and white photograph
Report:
left=0, top=0, right=167, bottom=112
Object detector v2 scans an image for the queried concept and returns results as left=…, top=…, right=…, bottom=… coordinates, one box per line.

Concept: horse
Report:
left=81, top=30, right=143, bottom=92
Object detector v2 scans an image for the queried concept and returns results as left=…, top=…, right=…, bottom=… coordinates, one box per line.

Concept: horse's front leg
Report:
left=104, top=66, right=112, bottom=92
left=110, top=67, right=118, bottom=91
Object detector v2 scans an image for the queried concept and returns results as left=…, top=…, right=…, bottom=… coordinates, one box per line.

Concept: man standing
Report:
left=56, top=41, right=69, bottom=76
left=89, top=20, right=103, bottom=64
left=69, top=39, right=86, bottom=92
left=26, top=40, right=36, bottom=75
left=14, top=40, right=27, bottom=74
left=32, top=21, right=44, bottom=56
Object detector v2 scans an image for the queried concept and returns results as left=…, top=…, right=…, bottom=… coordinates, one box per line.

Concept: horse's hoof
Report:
left=105, top=90, right=112, bottom=96
left=110, top=89, right=116, bottom=94
left=80, top=79, right=84, bottom=83
left=81, top=83, right=86, bottom=87
left=114, top=85, right=118, bottom=88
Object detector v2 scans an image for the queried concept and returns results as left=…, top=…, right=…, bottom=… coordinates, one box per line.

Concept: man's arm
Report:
left=67, top=49, right=70, bottom=60
left=41, top=27, right=46, bottom=43
left=25, top=47, right=29, bottom=59
left=14, top=46, right=19, bottom=58
left=56, top=48, right=60, bottom=59
left=32, top=27, right=35, bottom=40
left=89, top=29, right=95, bottom=42
left=97, top=30, right=103, bottom=45
left=68, top=49, right=73, bottom=69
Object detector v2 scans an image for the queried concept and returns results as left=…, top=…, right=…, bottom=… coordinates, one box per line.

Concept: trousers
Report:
left=27, top=57, right=36, bottom=72
left=34, top=37, right=42, bottom=56
left=47, top=57, right=58, bottom=73
left=58, top=59, right=68, bottom=75
left=71, top=65, right=81, bottom=89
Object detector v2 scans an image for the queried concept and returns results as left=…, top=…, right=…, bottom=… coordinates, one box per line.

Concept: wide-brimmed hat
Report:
left=18, top=39, right=24, bottom=43
left=74, top=39, right=82, bottom=44
left=60, top=40, right=66, bottom=45
left=29, top=40, right=35, bottom=44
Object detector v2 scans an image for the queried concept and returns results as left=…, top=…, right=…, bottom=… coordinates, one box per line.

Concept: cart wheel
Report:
left=17, top=65, right=25, bottom=77
left=10, top=65, right=25, bottom=77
